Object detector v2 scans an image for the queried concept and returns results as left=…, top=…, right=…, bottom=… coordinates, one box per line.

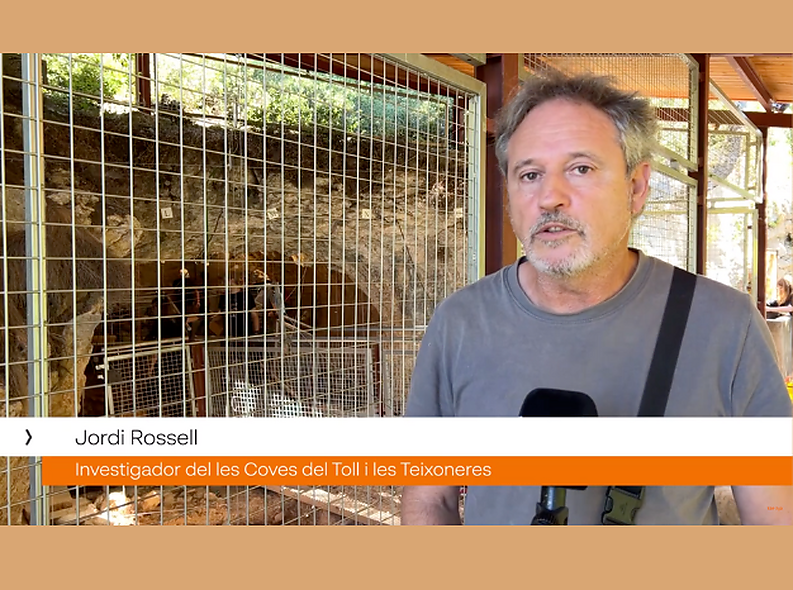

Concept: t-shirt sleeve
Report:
left=404, top=305, right=456, bottom=418
left=730, top=304, right=793, bottom=417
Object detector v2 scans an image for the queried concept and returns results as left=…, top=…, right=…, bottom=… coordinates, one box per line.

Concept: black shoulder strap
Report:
left=637, top=267, right=699, bottom=417
left=602, top=266, right=698, bottom=525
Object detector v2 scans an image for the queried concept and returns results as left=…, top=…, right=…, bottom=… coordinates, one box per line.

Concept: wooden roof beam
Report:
left=450, top=54, right=486, bottom=67
left=745, top=111, right=793, bottom=128
left=711, top=53, right=792, bottom=57
left=725, top=56, right=774, bottom=112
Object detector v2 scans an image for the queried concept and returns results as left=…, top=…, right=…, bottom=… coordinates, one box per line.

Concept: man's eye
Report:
left=574, top=165, right=592, bottom=175
left=521, top=171, right=539, bottom=181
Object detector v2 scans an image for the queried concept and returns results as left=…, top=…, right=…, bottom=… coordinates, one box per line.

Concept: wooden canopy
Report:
left=426, top=53, right=793, bottom=127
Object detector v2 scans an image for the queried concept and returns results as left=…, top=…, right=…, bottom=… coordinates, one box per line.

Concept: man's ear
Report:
left=630, top=161, right=652, bottom=216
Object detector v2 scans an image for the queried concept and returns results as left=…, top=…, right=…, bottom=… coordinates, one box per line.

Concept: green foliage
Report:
left=39, top=54, right=452, bottom=142
left=247, top=74, right=449, bottom=139
left=153, top=56, right=451, bottom=141
left=44, top=53, right=131, bottom=108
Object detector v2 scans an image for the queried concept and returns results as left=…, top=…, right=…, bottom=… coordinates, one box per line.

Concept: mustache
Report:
left=529, top=212, right=586, bottom=237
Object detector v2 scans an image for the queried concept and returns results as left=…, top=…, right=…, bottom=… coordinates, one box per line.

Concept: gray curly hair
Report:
left=495, top=72, right=659, bottom=178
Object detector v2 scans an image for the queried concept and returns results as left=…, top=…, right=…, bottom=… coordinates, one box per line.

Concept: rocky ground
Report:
left=37, top=484, right=741, bottom=526
left=41, top=484, right=403, bottom=526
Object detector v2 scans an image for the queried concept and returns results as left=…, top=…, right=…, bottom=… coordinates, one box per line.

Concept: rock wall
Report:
left=2, top=52, right=471, bottom=398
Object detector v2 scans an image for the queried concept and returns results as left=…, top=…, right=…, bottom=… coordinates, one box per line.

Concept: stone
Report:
left=107, top=492, right=133, bottom=515
left=104, top=214, right=143, bottom=258
left=161, top=490, right=178, bottom=511
left=48, top=487, right=75, bottom=512
left=140, top=491, right=161, bottom=512
left=715, top=485, right=741, bottom=525
left=51, top=502, right=100, bottom=525
left=49, top=300, right=104, bottom=418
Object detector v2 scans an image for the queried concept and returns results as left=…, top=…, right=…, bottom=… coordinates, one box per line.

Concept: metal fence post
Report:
left=22, top=52, right=48, bottom=526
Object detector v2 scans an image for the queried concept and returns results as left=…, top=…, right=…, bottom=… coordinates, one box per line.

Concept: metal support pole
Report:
left=757, top=126, right=769, bottom=315
left=475, top=54, right=520, bottom=274
left=466, top=94, right=486, bottom=283
left=21, top=53, right=48, bottom=526
left=136, top=53, right=152, bottom=108
left=691, top=54, right=710, bottom=275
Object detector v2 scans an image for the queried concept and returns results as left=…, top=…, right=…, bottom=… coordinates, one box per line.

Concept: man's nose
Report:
left=537, top=172, right=571, bottom=211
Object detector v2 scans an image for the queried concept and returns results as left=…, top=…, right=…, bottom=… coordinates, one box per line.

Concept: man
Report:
left=401, top=72, right=793, bottom=525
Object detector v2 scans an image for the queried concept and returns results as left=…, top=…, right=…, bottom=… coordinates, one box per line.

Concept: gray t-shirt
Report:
left=405, top=250, right=793, bottom=525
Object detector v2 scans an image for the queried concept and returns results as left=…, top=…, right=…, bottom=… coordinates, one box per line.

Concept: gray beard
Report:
left=525, top=237, right=591, bottom=278
left=522, top=211, right=591, bottom=278
left=520, top=194, right=635, bottom=279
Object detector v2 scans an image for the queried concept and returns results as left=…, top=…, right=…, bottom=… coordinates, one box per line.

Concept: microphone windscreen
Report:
left=519, top=388, right=598, bottom=418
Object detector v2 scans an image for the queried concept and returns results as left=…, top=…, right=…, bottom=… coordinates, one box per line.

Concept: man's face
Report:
left=505, top=98, right=650, bottom=278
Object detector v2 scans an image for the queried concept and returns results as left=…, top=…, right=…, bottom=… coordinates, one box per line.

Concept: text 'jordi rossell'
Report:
left=74, top=429, right=198, bottom=446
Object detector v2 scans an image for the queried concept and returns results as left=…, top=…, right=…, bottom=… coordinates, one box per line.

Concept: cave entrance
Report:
left=82, top=254, right=385, bottom=419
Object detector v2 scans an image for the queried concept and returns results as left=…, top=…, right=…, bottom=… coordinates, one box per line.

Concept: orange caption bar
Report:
left=43, top=456, right=793, bottom=486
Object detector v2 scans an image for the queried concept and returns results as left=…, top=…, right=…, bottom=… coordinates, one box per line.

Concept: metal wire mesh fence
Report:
left=705, top=84, right=763, bottom=292
left=707, top=208, right=756, bottom=292
left=206, top=341, right=375, bottom=418
left=104, top=339, right=197, bottom=418
left=1, top=52, right=484, bottom=525
left=523, top=53, right=699, bottom=270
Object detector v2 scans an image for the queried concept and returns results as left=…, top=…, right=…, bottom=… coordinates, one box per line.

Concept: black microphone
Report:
left=519, top=388, right=598, bottom=525
left=519, top=388, right=598, bottom=418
